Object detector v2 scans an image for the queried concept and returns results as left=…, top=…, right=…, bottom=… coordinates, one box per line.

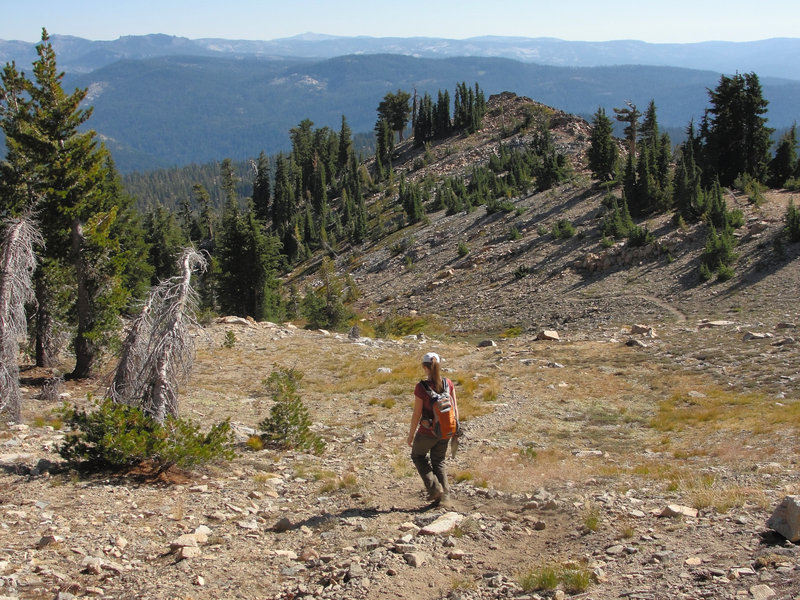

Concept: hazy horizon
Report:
left=3, top=0, right=799, bottom=45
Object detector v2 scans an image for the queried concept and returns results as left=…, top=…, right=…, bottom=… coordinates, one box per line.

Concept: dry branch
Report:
left=107, top=248, right=207, bottom=423
left=0, top=216, right=43, bottom=422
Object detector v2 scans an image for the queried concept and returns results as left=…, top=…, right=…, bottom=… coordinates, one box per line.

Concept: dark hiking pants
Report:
left=411, top=434, right=450, bottom=495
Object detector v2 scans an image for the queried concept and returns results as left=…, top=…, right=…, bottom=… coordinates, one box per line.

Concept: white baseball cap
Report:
left=422, top=352, right=440, bottom=364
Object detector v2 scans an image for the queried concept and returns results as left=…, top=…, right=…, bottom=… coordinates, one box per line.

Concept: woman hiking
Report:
left=407, top=352, right=459, bottom=504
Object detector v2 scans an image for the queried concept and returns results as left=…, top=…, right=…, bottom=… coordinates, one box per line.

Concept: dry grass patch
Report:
left=599, top=458, right=686, bottom=489
left=651, top=388, right=800, bottom=435
left=391, top=452, right=415, bottom=479
left=451, top=372, right=501, bottom=420
left=308, top=354, right=420, bottom=397
left=319, top=472, right=359, bottom=493
left=679, top=474, right=770, bottom=513
left=468, top=447, right=592, bottom=493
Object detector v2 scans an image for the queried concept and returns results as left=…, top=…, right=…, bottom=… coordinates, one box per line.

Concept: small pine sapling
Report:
left=258, top=367, right=325, bottom=454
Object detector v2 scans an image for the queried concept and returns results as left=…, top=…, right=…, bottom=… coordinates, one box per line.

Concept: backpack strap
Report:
left=421, top=378, right=447, bottom=397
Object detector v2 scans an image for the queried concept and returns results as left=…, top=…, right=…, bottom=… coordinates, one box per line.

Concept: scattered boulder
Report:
left=536, top=330, right=560, bottom=341
left=743, top=331, right=774, bottom=341
left=403, top=551, right=429, bottom=567
left=767, top=495, right=800, bottom=542
left=749, top=584, right=777, bottom=600
left=217, top=316, right=253, bottom=327
left=630, top=324, right=657, bottom=337
left=698, top=320, right=734, bottom=328
left=418, top=512, right=464, bottom=535
left=660, top=504, right=698, bottom=518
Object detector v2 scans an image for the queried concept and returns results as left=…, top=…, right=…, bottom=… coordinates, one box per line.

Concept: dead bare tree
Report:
left=108, top=248, right=207, bottom=423
left=0, top=216, right=43, bottom=423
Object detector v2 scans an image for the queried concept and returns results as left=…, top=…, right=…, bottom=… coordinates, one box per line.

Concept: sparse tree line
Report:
left=588, top=71, right=800, bottom=281
left=3, top=31, right=799, bottom=456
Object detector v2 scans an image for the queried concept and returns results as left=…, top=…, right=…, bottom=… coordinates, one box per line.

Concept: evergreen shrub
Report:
left=59, top=399, right=235, bottom=473
left=259, top=368, right=325, bottom=455
left=785, top=200, right=800, bottom=242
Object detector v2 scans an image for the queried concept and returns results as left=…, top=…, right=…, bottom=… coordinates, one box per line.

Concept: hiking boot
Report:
left=426, top=480, right=443, bottom=502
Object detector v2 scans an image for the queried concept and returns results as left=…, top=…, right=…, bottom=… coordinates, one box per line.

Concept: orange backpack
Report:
left=422, top=378, right=458, bottom=440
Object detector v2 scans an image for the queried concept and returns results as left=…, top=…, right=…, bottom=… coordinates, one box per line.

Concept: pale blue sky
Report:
left=1, top=0, right=798, bottom=43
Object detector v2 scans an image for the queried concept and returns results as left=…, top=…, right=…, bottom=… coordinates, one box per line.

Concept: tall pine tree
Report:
left=0, top=29, right=148, bottom=377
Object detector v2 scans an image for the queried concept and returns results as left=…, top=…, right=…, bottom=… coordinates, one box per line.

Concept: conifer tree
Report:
left=377, top=90, right=412, bottom=142
left=144, top=206, right=187, bottom=283
left=374, top=118, right=394, bottom=180
left=588, top=107, right=618, bottom=182
left=414, top=93, right=434, bottom=146
left=702, top=72, right=773, bottom=187
left=435, top=90, right=452, bottom=138
left=252, top=151, right=271, bottom=224
left=769, top=124, right=798, bottom=188
left=337, top=115, right=353, bottom=173
left=0, top=29, right=148, bottom=377
left=672, top=122, right=704, bottom=221
left=613, top=101, right=641, bottom=156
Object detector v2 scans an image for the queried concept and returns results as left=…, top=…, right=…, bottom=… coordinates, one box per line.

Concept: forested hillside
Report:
left=66, top=54, right=800, bottom=172
left=2, top=31, right=800, bottom=407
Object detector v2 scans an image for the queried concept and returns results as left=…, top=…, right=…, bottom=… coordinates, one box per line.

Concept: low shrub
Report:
left=785, top=199, right=800, bottom=242
left=551, top=219, right=576, bottom=239
left=518, top=563, right=592, bottom=594
left=223, top=330, right=236, bottom=348
left=513, top=265, right=531, bottom=280
left=59, top=399, right=235, bottom=473
left=374, top=314, right=428, bottom=338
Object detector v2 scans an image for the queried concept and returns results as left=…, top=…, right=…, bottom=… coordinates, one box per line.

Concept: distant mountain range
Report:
left=3, top=34, right=800, bottom=80
left=1, top=34, right=799, bottom=173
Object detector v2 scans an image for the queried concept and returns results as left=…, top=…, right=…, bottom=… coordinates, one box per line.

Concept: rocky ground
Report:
left=3, top=315, right=800, bottom=600
left=2, top=92, right=800, bottom=599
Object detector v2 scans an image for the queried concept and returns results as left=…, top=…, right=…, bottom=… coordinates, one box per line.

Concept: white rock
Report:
left=749, top=584, right=776, bottom=600
left=418, top=512, right=464, bottom=535
left=744, top=331, right=773, bottom=341
left=403, top=551, right=429, bottom=567
left=536, top=330, right=560, bottom=341
left=698, top=320, right=734, bottom=328
left=178, top=546, right=202, bottom=559
left=81, top=556, right=104, bottom=575
left=217, top=316, right=253, bottom=327
left=660, top=504, right=698, bottom=518
left=170, top=534, right=199, bottom=550
left=767, top=495, right=800, bottom=542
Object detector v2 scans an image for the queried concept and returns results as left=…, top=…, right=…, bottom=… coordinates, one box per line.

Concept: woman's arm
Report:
left=407, top=394, right=423, bottom=446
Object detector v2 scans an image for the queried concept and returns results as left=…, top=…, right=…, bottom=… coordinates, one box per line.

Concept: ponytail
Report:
left=429, top=357, right=443, bottom=393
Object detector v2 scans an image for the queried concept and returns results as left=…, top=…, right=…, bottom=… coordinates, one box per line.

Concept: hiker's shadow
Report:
left=289, top=501, right=442, bottom=532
